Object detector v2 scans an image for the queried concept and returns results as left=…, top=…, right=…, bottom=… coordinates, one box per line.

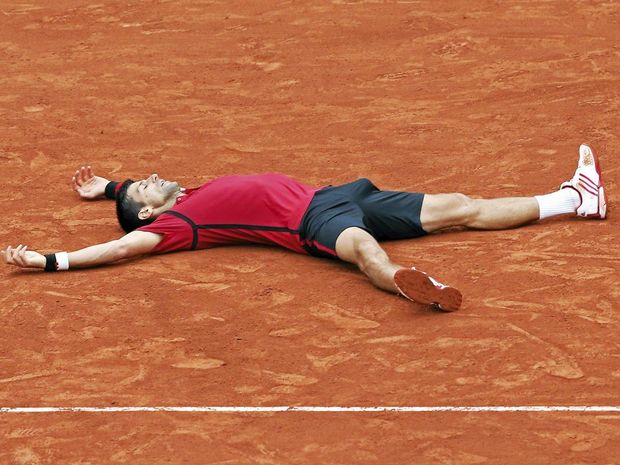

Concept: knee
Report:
left=336, top=227, right=388, bottom=270
left=353, top=237, right=386, bottom=273
left=451, top=193, right=480, bottom=225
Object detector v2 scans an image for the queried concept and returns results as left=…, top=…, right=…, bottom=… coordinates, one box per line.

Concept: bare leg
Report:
left=334, top=195, right=540, bottom=299
left=334, top=226, right=462, bottom=310
left=335, top=227, right=402, bottom=293
left=420, top=193, right=540, bottom=233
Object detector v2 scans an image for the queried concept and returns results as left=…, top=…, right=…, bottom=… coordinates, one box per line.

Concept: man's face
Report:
left=127, top=173, right=181, bottom=209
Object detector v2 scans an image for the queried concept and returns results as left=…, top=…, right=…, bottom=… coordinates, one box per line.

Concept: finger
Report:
left=74, top=170, right=83, bottom=187
left=6, top=245, right=15, bottom=263
left=17, top=245, right=29, bottom=266
left=15, top=246, right=26, bottom=267
left=7, top=247, right=17, bottom=265
left=8, top=246, right=18, bottom=265
left=19, top=246, right=29, bottom=266
left=87, top=165, right=94, bottom=179
left=10, top=245, right=21, bottom=264
left=82, top=166, right=90, bottom=182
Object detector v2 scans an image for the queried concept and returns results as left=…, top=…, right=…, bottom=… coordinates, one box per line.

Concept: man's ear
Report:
left=138, top=206, right=153, bottom=220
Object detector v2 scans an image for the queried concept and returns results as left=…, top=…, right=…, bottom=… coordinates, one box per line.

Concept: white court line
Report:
left=1, top=406, right=620, bottom=413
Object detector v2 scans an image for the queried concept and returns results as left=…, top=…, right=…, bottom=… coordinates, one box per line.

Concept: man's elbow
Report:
left=116, top=239, right=151, bottom=260
left=115, top=232, right=159, bottom=261
left=115, top=241, right=131, bottom=260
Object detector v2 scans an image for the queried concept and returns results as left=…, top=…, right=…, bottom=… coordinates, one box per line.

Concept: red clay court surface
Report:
left=1, top=1, right=619, bottom=463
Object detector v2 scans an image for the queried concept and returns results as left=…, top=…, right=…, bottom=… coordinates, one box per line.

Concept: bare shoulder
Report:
left=119, top=230, right=163, bottom=255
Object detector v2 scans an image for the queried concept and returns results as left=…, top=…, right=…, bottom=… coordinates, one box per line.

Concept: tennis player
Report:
left=2, top=144, right=607, bottom=311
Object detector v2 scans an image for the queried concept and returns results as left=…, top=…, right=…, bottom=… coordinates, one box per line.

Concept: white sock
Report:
left=535, top=188, right=581, bottom=220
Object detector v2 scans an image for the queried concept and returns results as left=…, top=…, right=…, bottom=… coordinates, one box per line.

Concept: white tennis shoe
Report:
left=394, top=267, right=462, bottom=312
left=560, top=144, right=607, bottom=219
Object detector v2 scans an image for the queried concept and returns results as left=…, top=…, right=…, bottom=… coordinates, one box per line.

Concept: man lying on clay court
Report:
left=2, top=144, right=607, bottom=312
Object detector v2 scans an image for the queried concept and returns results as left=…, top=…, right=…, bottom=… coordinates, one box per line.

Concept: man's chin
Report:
left=164, top=181, right=180, bottom=194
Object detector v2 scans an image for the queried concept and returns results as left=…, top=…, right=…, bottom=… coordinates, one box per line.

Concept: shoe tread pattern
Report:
left=394, top=269, right=462, bottom=312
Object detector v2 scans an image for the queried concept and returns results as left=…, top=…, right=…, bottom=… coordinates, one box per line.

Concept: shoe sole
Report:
left=584, top=144, right=607, bottom=219
left=599, top=186, right=607, bottom=218
left=394, top=268, right=463, bottom=312
left=596, top=148, right=607, bottom=218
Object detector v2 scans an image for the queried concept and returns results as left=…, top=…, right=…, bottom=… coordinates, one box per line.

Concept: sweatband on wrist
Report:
left=56, top=252, right=70, bottom=271
left=44, top=252, right=70, bottom=272
left=104, top=181, right=120, bottom=199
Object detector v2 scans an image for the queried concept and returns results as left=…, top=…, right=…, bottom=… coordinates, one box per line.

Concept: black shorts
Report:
left=299, top=178, right=427, bottom=258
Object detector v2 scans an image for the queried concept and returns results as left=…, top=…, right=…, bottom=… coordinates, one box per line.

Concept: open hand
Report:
left=2, top=245, right=45, bottom=269
left=71, top=165, right=110, bottom=200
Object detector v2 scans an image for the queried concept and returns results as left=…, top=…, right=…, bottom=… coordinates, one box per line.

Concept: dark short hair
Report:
left=115, top=179, right=155, bottom=233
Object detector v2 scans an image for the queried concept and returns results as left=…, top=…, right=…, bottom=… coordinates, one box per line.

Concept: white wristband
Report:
left=56, top=252, right=70, bottom=271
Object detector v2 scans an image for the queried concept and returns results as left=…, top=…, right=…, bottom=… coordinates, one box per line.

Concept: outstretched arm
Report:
left=2, top=231, right=163, bottom=271
left=71, top=165, right=120, bottom=201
